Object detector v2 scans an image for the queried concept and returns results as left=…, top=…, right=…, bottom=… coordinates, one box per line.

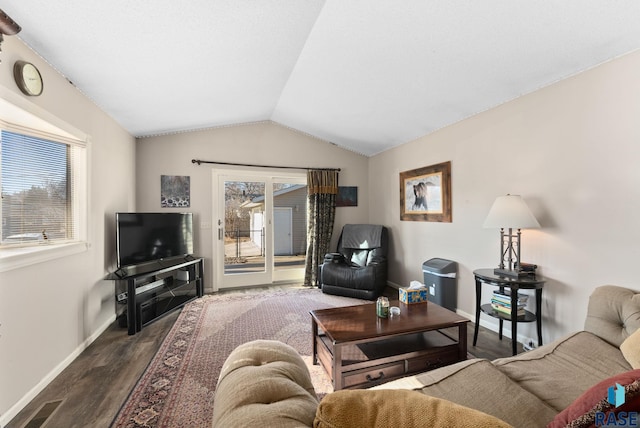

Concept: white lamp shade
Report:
left=483, top=195, right=540, bottom=229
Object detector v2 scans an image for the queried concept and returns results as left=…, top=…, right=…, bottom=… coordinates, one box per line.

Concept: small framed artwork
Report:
left=161, top=175, right=190, bottom=207
left=336, top=186, right=358, bottom=207
left=400, top=161, right=451, bottom=222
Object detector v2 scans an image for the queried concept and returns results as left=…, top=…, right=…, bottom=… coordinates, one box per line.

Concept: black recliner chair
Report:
left=320, top=224, right=388, bottom=300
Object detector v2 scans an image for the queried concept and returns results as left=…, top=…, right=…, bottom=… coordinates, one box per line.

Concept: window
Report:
left=0, top=93, right=88, bottom=267
left=1, top=130, right=82, bottom=245
left=0, top=94, right=90, bottom=272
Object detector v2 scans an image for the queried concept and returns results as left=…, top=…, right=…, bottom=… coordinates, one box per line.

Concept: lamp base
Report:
left=494, top=267, right=531, bottom=278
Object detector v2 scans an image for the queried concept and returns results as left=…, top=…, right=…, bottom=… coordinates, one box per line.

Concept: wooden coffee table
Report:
left=311, top=301, right=469, bottom=390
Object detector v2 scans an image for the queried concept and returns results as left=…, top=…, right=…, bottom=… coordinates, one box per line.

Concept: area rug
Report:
left=111, top=287, right=366, bottom=428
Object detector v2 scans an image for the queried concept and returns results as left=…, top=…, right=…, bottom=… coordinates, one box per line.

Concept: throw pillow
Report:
left=547, top=369, right=640, bottom=428
left=620, top=328, right=640, bottom=369
left=314, top=389, right=513, bottom=428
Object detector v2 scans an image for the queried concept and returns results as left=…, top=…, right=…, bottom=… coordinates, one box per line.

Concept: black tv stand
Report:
left=106, top=257, right=204, bottom=335
left=113, top=267, right=128, bottom=279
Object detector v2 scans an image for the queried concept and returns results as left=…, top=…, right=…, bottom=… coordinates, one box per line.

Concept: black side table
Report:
left=472, top=268, right=545, bottom=356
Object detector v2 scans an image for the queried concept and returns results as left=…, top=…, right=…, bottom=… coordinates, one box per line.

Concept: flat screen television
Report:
left=116, top=212, right=194, bottom=269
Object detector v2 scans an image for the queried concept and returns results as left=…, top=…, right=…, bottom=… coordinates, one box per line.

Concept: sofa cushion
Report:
left=314, top=389, right=513, bottom=428
left=547, top=369, right=640, bottom=428
left=212, top=340, right=318, bottom=428
left=414, top=359, right=557, bottom=428
left=492, top=331, right=632, bottom=412
left=583, top=285, right=640, bottom=347
left=620, top=328, right=640, bottom=369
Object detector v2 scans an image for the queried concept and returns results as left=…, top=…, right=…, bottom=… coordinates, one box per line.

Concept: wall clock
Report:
left=13, top=60, right=43, bottom=96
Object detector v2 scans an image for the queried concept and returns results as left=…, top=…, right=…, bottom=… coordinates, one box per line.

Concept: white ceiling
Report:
left=3, top=1, right=640, bottom=156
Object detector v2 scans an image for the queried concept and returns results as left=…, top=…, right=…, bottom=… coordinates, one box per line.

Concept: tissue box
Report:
left=399, top=287, right=428, bottom=304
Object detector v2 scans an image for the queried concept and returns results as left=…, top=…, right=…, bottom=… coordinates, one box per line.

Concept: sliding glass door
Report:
left=213, top=169, right=306, bottom=290
left=272, top=179, right=307, bottom=281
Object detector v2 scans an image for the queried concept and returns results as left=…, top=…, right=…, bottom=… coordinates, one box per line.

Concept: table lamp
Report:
left=483, top=194, right=540, bottom=278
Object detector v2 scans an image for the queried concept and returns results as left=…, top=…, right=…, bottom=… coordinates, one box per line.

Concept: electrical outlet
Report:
left=523, top=337, right=537, bottom=351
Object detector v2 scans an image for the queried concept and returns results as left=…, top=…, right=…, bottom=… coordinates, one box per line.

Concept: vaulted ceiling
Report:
left=4, top=1, right=640, bottom=156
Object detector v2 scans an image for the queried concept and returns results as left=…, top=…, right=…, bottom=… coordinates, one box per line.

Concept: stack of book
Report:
left=491, top=290, right=528, bottom=316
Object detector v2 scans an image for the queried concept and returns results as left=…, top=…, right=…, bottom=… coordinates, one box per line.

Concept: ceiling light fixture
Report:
left=0, top=8, right=22, bottom=62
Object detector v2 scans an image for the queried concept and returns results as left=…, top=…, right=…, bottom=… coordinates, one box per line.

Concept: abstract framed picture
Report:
left=400, top=161, right=451, bottom=222
left=161, top=175, right=190, bottom=207
left=336, top=186, right=358, bottom=207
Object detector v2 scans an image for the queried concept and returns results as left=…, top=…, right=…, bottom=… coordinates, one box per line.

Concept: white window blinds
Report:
left=1, top=129, right=81, bottom=245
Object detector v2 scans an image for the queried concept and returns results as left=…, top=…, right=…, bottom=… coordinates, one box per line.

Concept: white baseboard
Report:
left=0, top=314, right=116, bottom=428
left=387, top=280, right=401, bottom=290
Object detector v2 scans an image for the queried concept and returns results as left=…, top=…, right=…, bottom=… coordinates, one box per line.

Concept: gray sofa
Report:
left=212, top=285, right=640, bottom=427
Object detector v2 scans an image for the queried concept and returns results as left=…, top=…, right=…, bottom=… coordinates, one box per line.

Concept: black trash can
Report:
left=422, top=258, right=457, bottom=311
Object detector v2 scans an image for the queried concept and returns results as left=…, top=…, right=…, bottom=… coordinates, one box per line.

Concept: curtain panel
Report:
left=304, top=169, right=338, bottom=286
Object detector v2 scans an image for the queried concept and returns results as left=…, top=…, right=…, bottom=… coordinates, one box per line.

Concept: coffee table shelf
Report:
left=311, top=301, right=468, bottom=390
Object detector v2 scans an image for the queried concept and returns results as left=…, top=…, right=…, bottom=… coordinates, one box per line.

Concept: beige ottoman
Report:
left=212, top=340, right=318, bottom=428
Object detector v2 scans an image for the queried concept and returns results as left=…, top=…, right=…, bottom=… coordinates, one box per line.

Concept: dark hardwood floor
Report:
left=7, top=286, right=520, bottom=428
left=7, top=310, right=181, bottom=428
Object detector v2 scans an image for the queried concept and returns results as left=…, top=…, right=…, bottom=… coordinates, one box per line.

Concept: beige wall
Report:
left=135, top=122, right=370, bottom=292
left=369, top=50, right=640, bottom=343
left=0, top=38, right=136, bottom=423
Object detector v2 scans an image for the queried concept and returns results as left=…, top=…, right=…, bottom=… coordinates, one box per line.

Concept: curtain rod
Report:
left=191, top=159, right=340, bottom=172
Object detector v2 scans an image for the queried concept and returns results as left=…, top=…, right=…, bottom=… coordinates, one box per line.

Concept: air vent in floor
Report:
left=22, top=400, right=64, bottom=428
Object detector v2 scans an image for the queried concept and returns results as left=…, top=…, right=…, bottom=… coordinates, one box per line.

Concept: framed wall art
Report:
left=161, top=175, right=191, bottom=207
left=336, top=186, right=358, bottom=207
left=400, top=161, right=451, bottom=222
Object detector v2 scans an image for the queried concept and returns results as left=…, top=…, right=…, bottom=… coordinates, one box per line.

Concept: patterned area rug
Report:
left=111, top=287, right=366, bottom=428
